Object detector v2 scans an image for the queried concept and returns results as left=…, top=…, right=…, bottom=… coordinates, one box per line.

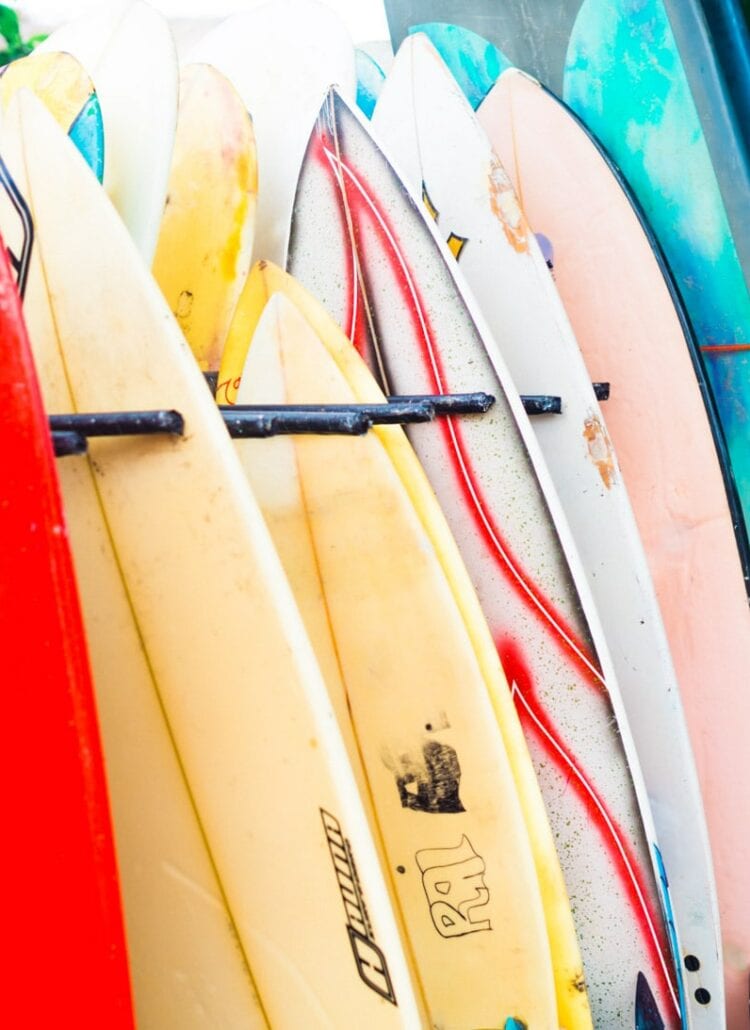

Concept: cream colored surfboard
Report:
left=38, top=0, right=178, bottom=261
left=481, top=65, right=750, bottom=1023
left=153, top=62, right=257, bottom=372
left=1, top=49, right=90, bottom=134
left=233, top=287, right=559, bottom=1028
left=0, top=100, right=265, bottom=1030
left=0, top=91, right=423, bottom=1029
left=224, top=260, right=590, bottom=1027
left=189, top=0, right=355, bottom=266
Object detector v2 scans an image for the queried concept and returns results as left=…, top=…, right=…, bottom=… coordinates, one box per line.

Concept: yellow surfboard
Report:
left=233, top=288, right=560, bottom=1027
left=153, top=62, right=257, bottom=372
left=1, top=50, right=91, bottom=132
left=0, top=92, right=424, bottom=1029
left=222, top=261, right=591, bottom=1028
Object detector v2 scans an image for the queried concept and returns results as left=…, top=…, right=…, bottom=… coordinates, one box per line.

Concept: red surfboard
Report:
left=0, top=235, right=134, bottom=1026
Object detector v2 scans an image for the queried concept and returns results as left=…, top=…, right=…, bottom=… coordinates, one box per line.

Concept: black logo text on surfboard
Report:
left=320, top=809, right=398, bottom=1005
left=416, top=835, right=492, bottom=938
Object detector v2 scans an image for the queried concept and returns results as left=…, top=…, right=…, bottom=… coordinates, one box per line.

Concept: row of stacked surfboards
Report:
left=3, top=1, right=748, bottom=1027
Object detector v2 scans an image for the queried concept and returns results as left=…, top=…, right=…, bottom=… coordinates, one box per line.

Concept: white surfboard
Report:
left=287, top=86, right=683, bottom=1027
left=188, top=0, right=355, bottom=267
left=38, top=0, right=178, bottom=262
left=0, top=90, right=423, bottom=1029
left=373, top=34, right=719, bottom=1030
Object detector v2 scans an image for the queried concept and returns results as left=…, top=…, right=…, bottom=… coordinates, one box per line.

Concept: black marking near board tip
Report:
left=320, top=809, right=397, bottom=1005
left=0, top=156, right=32, bottom=299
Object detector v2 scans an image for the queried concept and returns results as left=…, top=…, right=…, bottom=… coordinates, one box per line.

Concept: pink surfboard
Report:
left=480, top=67, right=750, bottom=1025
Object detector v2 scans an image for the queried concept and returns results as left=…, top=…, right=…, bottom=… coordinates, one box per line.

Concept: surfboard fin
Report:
left=635, top=970, right=666, bottom=1030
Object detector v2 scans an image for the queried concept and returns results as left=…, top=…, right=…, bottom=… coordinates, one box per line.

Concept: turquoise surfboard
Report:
left=563, top=0, right=750, bottom=588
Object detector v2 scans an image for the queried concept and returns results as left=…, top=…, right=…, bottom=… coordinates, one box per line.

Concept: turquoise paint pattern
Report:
left=68, top=93, right=104, bottom=183
left=409, top=23, right=512, bottom=109
left=355, top=48, right=385, bottom=119
left=564, top=0, right=750, bottom=543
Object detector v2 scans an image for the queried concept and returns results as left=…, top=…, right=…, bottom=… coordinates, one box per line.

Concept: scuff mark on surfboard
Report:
left=488, top=154, right=527, bottom=253
left=583, top=414, right=616, bottom=489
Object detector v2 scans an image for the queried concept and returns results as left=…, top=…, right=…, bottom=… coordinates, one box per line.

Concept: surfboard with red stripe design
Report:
left=287, top=89, right=681, bottom=1027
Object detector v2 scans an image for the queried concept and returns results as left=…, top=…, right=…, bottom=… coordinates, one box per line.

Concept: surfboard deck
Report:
left=233, top=284, right=560, bottom=1027
left=0, top=90, right=423, bottom=1029
left=373, top=35, right=719, bottom=1030
left=153, top=62, right=257, bottom=372
left=283, top=86, right=684, bottom=1027
left=484, top=64, right=750, bottom=1028
left=0, top=232, right=133, bottom=1028
left=188, top=0, right=355, bottom=267
left=38, top=0, right=178, bottom=261
left=561, top=0, right=750, bottom=592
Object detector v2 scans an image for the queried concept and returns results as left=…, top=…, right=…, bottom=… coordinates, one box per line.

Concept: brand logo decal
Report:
left=321, top=809, right=398, bottom=1005
left=416, top=835, right=492, bottom=938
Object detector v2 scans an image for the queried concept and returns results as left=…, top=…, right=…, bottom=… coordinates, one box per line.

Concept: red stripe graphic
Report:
left=311, top=117, right=677, bottom=1015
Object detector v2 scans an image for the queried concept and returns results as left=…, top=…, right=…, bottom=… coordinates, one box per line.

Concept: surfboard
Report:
left=0, top=49, right=103, bottom=179
left=385, top=1, right=750, bottom=351
left=152, top=62, right=257, bottom=372
left=483, top=65, right=750, bottom=1028
left=232, top=284, right=560, bottom=1027
left=188, top=0, right=355, bottom=267
left=562, top=0, right=750, bottom=588
left=38, top=0, right=178, bottom=262
left=407, top=23, right=511, bottom=109
left=373, top=35, right=720, bottom=1030
left=0, top=227, right=134, bottom=1030
left=0, top=103, right=271, bottom=1030
left=0, top=91, right=424, bottom=1029
left=355, top=48, right=385, bottom=118
left=224, top=90, right=682, bottom=1026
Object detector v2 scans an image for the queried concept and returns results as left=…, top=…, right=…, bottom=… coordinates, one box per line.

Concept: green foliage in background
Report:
left=0, top=4, right=46, bottom=67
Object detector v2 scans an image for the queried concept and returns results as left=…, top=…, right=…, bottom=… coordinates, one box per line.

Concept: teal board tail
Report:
left=68, top=92, right=104, bottom=182
left=355, top=49, right=385, bottom=119
left=408, top=23, right=512, bottom=109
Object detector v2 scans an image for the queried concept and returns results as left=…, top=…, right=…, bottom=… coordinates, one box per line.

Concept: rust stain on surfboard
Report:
left=488, top=155, right=528, bottom=253
left=583, top=415, right=616, bottom=489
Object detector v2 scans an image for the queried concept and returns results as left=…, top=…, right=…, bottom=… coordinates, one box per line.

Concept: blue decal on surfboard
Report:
left=68, top=93, right=104, bottom=183
left=355, top=49, right=386, bottom=119
left=408, top=23, right=512, bottom=109
left=563, top=0, right=750, bottom=575
left=503, top=1019, right=527, bottom=1030
left=636, top=971, right=666, bottom=1029
left=651, top=844, right=687, bottom=1022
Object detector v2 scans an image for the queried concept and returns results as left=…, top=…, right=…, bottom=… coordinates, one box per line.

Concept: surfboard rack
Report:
left=49, top=392, right=497, bottom=455
left=202, top=372, right=609, bottom=413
